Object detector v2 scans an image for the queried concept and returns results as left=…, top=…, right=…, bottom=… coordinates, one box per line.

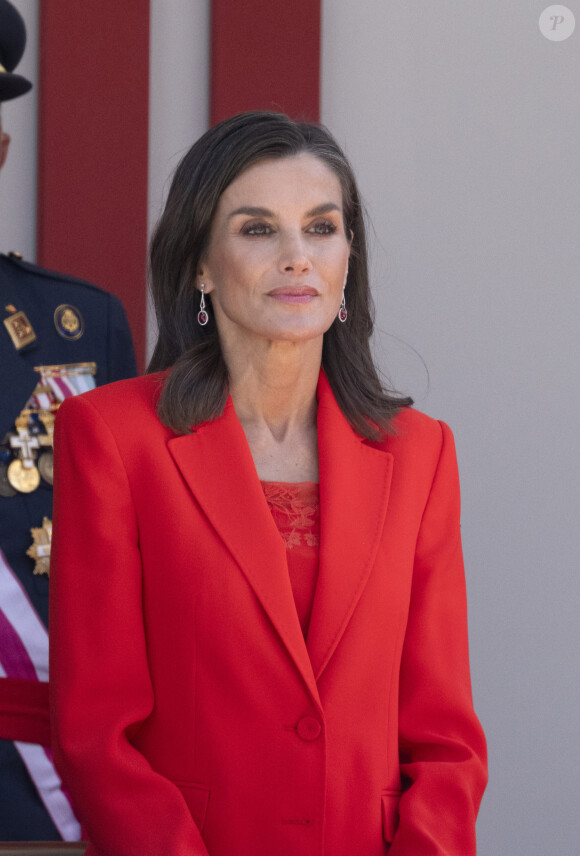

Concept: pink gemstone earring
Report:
left=197, top=283, right=209, bottom=326
left=338, top=289, right=347, bottom=323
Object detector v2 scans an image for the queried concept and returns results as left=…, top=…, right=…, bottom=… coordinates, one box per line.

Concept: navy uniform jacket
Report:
left=0, top=252, right=137, bottom=840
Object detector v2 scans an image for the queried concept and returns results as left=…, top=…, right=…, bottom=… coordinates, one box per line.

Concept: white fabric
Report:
left=15, top=740, right=81, bottom=841
left=0, top=549, right=48, bottom=680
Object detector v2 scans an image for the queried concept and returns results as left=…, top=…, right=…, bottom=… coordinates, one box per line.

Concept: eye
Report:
left=307, top=219, right=338, bottom=236
left=241, top=221, right=274, bottom=236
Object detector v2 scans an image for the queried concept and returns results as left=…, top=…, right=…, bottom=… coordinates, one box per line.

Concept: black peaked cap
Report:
left=0, top=0, right=32, bottom=102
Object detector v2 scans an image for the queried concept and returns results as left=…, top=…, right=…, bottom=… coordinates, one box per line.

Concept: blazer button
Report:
left=296, top=716, right=321, bottom=741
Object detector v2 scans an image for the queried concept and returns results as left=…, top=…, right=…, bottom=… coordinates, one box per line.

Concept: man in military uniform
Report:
left=0, top=0, right=137, bottom=840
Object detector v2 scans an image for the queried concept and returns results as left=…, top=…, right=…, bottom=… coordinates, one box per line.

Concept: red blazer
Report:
left=50, top=371, right=487, bottom=856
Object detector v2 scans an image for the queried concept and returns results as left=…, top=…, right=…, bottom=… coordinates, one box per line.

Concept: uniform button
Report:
left=9, top=251, right=23, bottom=259
left=296, top=716, right=321, bottom=741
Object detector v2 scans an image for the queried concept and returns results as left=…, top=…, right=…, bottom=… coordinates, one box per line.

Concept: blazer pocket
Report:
left=172, top=780, right=211, bottom=831
left=381, top=788, right=402, bottom=844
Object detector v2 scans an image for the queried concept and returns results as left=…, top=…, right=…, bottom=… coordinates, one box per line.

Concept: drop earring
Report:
left=338, top=289, right=347, bottom=323
left=197, top=283, right=209, bottom=326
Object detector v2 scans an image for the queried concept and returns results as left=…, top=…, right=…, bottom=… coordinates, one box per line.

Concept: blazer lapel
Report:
left=306, top=374, right=394, bottom=681
left=168, top=400, right=320, bottom=706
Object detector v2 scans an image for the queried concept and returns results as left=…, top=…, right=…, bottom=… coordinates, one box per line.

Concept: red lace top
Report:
left=261, top=481, right=320, bottom=638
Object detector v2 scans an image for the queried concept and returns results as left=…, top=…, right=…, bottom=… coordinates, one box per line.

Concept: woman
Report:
left=50, top=111, right=487, bottom=855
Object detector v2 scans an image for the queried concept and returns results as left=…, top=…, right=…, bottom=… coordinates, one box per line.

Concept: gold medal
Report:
left=7, top=458, right=41, bottom=493
left=54, top=304, right=84, bottom=340
left=27, top=517, right=52, bottom=576
left=38, top=410, right=56, bottom=440
left=38, top=449, right=54, bottom=485
left=3, top=309, right=37, bottom=350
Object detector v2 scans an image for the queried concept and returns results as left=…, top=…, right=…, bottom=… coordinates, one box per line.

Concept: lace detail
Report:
left=261, top=481, right=320, bottom=549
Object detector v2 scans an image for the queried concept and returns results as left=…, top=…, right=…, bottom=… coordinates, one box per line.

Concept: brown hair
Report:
left=148, top=111, right=412, bottom=438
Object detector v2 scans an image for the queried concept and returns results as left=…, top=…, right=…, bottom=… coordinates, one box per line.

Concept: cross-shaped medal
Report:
left=9, top=416, right=40, bottom=467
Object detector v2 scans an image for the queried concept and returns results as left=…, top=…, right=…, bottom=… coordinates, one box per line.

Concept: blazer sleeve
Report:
left=50, top=394, right=210, bottom=856
left=389, top=421, right=488, bottom=855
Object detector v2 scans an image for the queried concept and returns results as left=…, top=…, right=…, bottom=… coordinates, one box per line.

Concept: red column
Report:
left=37, top=1, right=150, bottom=370
left=211, top=0, right=321, bottom=125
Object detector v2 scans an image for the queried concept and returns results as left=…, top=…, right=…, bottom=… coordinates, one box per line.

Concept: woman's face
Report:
left=199, top=153, right=351, bottom=354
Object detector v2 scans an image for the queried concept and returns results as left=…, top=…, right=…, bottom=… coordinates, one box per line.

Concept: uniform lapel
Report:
left=167, top=399, right=321, bottom=707
left=306, top=373, right=394, bottom=681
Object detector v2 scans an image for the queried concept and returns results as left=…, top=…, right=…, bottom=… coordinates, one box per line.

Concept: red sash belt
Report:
left=0, top=676, right=50, bottom=745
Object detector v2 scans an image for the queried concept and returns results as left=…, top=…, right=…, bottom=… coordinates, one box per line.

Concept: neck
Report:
left=226, top=338, right=322, bottom=438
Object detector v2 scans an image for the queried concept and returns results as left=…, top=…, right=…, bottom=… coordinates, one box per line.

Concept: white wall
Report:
left=322, top=2, right=580, bottom=853
left=147, top=0, right=210, bottom=359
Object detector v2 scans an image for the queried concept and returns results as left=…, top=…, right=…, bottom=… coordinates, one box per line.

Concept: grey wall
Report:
left=147, top=0, right=210, bottom=356
left=322, top=2, right=580, bottom=853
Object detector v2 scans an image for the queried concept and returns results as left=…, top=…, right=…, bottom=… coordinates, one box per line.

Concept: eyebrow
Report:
left=227, top=202, right=342, bottom=220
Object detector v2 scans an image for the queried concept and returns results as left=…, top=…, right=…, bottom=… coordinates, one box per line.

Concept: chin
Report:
left=265, top=321, right=330, bottom=344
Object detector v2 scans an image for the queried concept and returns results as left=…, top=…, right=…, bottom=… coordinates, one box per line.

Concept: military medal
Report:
left=54, top=304, right=85, bottom=340
left=1, top=364, right=97, bottom=496
left=37, top=449, right=54, bottom=485
left=38, top=409, right=56, bottom=437
left=32, top=363, right=97, bottom=402
left=7, top=458, right=41, bottom=493
left=27, top=517, right=52, bottom=576
left=3, top=308, right=37, bottom=349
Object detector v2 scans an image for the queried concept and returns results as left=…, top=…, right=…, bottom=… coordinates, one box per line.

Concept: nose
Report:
left=279, top=231, right=313, bottom=274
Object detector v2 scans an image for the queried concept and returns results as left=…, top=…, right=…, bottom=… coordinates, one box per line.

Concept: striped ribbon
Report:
left=0, top=551, right=49, bottom=681
left=25, top=364, right=97, bottom=411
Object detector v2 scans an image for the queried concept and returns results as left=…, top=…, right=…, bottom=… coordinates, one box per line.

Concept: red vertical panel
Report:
left=37, top=1, right=150, bottom=370
left=211, top=0, right=320, bottom=126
